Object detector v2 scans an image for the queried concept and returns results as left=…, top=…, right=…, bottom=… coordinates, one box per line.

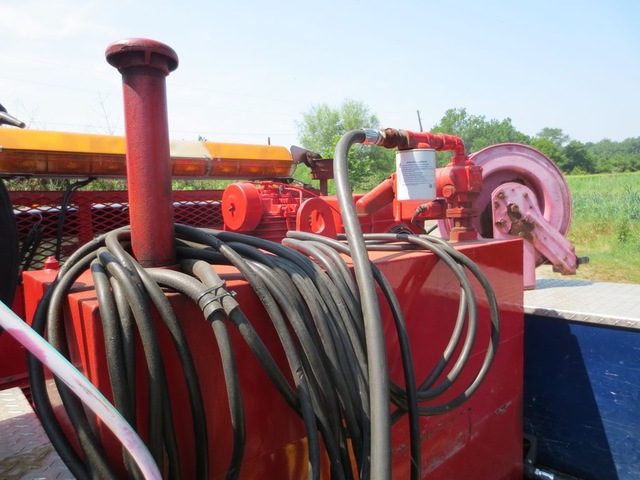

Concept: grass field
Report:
left=562, top=171, right=640, bottom=284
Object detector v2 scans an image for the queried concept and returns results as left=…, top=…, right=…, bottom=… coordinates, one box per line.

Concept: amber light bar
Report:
left=0, top=129, right=296, bottom=179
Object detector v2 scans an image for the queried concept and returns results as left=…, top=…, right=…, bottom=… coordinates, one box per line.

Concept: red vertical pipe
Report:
left=105, top=38, right=178, bottom=267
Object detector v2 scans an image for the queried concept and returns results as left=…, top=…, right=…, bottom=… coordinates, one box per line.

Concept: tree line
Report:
left=431, top=107, right=640, bottom=175
left=296, top=102, right=640, bottom=191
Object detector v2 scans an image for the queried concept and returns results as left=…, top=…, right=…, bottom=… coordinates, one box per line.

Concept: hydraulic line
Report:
left=145, top=264, right=246, bottom=480
left=334, top=130, right=392, bottom=480
left=173, top=225, right=352, bottom=479
left=286, top=230, right=421, bottom=478
left=27, top=228, right=207, bottom=480
left=218, top=232, right=371, bottom=475
left=359, top=233, right=500, bottom=414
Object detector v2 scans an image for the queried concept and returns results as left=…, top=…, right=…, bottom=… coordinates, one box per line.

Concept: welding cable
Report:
left=0, top=300, right=162, bottom=480
left=334, top=130, right=392, bottom=480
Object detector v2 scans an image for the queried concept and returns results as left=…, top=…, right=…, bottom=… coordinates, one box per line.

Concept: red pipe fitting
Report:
left=106, top=38, right=178, bottom=267
left=365, top=128, right=466, bottom=155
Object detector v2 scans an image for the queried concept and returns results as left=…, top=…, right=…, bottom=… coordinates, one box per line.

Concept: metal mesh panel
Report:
left=9, top=190, right=224, bottom=269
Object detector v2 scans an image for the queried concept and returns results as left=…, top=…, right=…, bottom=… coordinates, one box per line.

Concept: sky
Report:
left=1, top=0, right=638, bottom=151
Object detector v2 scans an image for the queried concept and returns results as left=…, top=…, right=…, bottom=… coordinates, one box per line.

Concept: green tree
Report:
left=586, top=137, right=640, bottom=173
left=296, top=99, right=395, bottom=191
left=536, top=127, right=570, bottom=147
left=430, top=108, right=529, bottom=165
left=563, top=140, right=595, bottom=174
left=530, top=137, right=569, bottom=170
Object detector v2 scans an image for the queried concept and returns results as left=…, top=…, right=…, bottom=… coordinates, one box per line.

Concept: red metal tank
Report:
left=22, top=237, right=524, bottom=479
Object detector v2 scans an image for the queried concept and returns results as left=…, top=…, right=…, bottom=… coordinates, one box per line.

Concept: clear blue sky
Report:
left=1, top=0, right=638, bottom=149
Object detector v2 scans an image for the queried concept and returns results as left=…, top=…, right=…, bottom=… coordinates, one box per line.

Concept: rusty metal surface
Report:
left=0, top=387, right=73, bottom=479
left=524, top=278, right=640, bottom=329
left=106, top=38, right=178, bottom=267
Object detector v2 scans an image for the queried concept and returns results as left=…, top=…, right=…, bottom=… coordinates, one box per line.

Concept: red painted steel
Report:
left=368, top=128, right=466, bottom=155
left=22, top=238, right=524, bottom=479
left=105, top=38, right=178, bottom=267
left=360, top=128, right=481, bottom=240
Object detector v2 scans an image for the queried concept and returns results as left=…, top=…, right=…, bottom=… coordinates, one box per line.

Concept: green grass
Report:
left=565, top=172, right=640, bottom=283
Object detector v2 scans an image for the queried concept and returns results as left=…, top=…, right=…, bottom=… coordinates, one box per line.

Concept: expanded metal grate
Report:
left=9, top=189, right=224, bottom=270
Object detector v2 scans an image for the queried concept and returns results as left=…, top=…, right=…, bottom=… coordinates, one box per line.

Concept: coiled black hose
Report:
left=27, top=228, right=208, bottom=480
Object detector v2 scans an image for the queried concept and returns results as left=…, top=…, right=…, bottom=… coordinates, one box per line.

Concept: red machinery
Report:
left=0, top=36, right=588, bottom=479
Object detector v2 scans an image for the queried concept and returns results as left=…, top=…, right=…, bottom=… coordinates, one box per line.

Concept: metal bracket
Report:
left=492, top=182, right=578, bottom=289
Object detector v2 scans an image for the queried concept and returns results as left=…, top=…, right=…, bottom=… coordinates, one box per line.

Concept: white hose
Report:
left=0, top=300, right=161, bottom=480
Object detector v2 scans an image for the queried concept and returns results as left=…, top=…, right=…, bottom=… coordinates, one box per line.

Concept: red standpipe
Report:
left=105, top=38, right=178, bottom=267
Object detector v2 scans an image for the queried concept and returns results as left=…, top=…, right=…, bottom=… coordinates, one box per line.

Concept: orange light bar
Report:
left=0, top=129, right=296, bottom=179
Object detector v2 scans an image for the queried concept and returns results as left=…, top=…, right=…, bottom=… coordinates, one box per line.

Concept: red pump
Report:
left=357, top=128, right=482, bottom=241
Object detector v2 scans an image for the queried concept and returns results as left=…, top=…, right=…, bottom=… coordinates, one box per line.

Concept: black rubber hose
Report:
left=228, top=241, right=361, bottom=424
left=96, top=249, right=167, bottom=467
left=124, top=252, right=209, bottom=480
left=55, top=178, right=94, bottom=261
left=172, top=226, right=350, bottom=479
left=245, top=258, right=355, bottom=478
left=174, top=246, right=301, bottom=412
left=360, top=233, right=500, bottom=414
left=334, top=130, right=391, bottom=480
left=365, top=234, right=479, bottom=404
left=20, top=217, right=44, bottom=271
left=217, top=234, right=369, bottom=441
left=282, top=237, right=364, bottom=347
left=286, top=230, right=420, bottom=478
left=204, top=242, right=342, bottom=478
left=147, top=265, right=246, bottom=480
left=220, top=237, right=365, bottom=470
left=91, top=260, right=142, bottom=480
left=27, top=250, right=102, bottom=479
left=280, top=238, right=368, bottom=383
left=109, top=277, right=138, bottom=427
